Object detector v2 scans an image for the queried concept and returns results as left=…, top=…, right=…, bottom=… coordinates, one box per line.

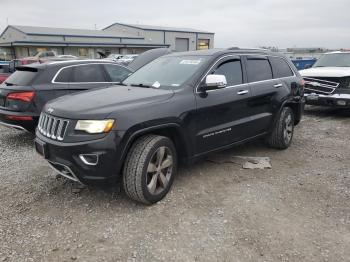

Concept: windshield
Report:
left=123, top=55, right=208, bottom=89
left=313, top=53, right=350, bottom=67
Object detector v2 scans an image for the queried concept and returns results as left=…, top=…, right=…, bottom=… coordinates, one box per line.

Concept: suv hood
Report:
left=300, top=67, right=350, bottom=78
left=44, top=85, right=174, bottom=119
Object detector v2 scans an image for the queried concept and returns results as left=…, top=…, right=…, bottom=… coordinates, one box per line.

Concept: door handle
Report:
left=237, top=90, right=249, bottom=95
left=274, top=83, right=283, bottom=88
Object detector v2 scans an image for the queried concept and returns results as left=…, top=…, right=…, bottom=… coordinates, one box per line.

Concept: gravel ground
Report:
left=0, top=106, right=349, bottom=262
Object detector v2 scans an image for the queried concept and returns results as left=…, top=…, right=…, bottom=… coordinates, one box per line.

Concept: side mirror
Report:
left=201, top=74, right=227, bottom=91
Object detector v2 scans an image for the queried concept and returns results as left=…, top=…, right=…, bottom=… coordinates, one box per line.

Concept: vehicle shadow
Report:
left=56, top=140, right=270, bottom=205
left=304, top=105, right=350, bottom=118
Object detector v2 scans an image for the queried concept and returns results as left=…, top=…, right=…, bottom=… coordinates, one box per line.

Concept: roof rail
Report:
left=226, top=47, right=269, bottom=51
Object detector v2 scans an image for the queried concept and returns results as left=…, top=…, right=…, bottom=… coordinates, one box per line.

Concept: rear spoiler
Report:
left=15, top=66, right=39, bottom=72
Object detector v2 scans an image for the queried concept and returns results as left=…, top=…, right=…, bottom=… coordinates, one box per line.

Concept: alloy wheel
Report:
left=146, top=146, right=173, bottom=195
left=284, top=113, right=293, bottom=144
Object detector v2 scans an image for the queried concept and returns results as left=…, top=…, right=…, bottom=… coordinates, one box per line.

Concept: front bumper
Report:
left=35, top=130, right=126, bottom=184
left=0, top=108, right=38, bottom=132
left=304, top=93, right=350, bottom=108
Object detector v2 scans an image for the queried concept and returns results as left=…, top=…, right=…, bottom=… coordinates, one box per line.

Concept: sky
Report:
left=0, top=0, right=349, bottom=49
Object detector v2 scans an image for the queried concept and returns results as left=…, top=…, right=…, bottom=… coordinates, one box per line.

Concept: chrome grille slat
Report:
left=46, top=118, right=53, bottom=137
left=51, top=119, right=58, bottom=139
left=43, top=115, right=49, bottom=135
left=304, top=77, right=339, bottom=95
left=38, top=113, right=69, bottom=141
left=56, top=121, right=64, bottom=140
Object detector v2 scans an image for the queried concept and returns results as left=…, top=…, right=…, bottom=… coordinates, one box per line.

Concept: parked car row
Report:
left=2, top=48, right=349, bottom=206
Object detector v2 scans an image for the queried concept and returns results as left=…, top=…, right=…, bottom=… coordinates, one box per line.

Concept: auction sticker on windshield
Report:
left=180, top=60, right=202, bottom=65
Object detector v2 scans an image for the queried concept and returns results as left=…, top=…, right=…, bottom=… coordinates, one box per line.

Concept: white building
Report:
left=0, top=23, right=214, bottom=60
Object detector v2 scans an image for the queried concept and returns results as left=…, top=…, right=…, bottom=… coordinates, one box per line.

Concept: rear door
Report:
left=243, top=55, right=283, bottom=135
left=195, top=55, right=253, bottom=154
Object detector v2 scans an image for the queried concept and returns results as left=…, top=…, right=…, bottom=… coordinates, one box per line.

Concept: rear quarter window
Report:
left=246, top=58, right=273, bottom=82
left=269, top=57, right=294, bottom=78
left=54, top=67, right=73, bottom=82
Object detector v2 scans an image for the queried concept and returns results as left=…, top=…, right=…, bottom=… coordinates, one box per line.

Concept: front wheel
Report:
left=123, top=135, right=177, bottom=204
left=267, top=107, right=295, bottom=149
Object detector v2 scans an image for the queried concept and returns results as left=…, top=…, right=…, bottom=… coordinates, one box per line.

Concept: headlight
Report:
left=75, top=119, right=115, bottom=134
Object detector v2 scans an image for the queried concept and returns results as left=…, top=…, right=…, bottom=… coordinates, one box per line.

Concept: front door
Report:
left=194, top=56, right=253, bottom=154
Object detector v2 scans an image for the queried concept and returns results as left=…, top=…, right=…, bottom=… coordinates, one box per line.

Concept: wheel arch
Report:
left=119, top=123, right=192, bottom=171
left=273, top=99, right=303, bottom=127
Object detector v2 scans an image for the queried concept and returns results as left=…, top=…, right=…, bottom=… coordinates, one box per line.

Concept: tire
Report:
left=123, top=135, right=177, bottom=204
left=267, top=107, right=295, bottom=149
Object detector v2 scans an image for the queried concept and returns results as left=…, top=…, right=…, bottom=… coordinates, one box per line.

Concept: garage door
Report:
left=175, top=38, right=189, bottom=52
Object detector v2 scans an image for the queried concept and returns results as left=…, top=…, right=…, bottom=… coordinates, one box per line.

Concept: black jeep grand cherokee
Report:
left=35, top=48, right=305, bottom=204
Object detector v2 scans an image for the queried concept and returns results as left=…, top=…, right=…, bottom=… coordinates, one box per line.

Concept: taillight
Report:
left=7, top=91, right=35, bottom=102
left=5, top=115, right=33, bottom=121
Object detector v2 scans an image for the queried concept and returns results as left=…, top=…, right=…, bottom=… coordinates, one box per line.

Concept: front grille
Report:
left=38, top=113, right=69, bottom=141
left=304, top=77, right=339, bottom=95
left=310, top=76, right=350, bottom=89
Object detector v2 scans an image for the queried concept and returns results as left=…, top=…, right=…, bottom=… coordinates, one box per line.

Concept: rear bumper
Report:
left=305, top=93, right=350, bottom=107
left=0, top=109, right=38, bottom=132
left=35, top=130, right=126, bottom=184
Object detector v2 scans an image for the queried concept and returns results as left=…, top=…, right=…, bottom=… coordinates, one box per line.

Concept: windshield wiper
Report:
left=129, top=83, right=152, bottom=88
left=4, top=82, right=14, bottom=86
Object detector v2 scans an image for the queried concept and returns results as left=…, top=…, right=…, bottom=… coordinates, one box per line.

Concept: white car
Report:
left=105, top=54, right=124, bottom=62
left=117, top=54, right=139, bottom=65
left=300, top=51, right=350, bottom=108
left=57, top=55, right=78, bottom=59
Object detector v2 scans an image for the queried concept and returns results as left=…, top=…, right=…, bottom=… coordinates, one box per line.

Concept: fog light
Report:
left=79, top=154, right=99, bottom=166
left=337, top=100, right=346, bottom=106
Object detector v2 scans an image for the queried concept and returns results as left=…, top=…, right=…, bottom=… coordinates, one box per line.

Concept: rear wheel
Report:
left=123, top=135, right=177, bottom=204
left=267, top=107, right=294, bottom=149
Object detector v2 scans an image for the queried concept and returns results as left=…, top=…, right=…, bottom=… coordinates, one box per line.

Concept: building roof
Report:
left=4, top=25, right=142, bottom=39
left=103, top=22, right=214, bottom=34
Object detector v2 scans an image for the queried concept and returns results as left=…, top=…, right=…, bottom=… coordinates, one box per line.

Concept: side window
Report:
left=72, top=64, right=106, bottom=82
left=55, top=67, right=73, bottom=82
left=103, top=64, right=131, bottom=82
left=269, top=57, right=294, bottom=78
left=212, top=60, right=243, bottom=86
left=246, top=58, right=273, bottom=82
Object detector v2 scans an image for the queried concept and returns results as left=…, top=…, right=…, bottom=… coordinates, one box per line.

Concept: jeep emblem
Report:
left=47, top=108, right=54, bottom=113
